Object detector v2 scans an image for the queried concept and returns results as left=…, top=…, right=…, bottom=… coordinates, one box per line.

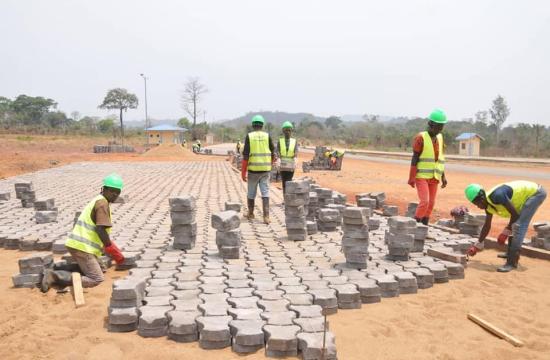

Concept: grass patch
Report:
left=16, top=136, right=34, bottom=141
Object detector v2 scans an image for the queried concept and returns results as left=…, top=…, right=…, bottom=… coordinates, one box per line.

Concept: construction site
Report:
left=0, top=137, right=549, bottom=360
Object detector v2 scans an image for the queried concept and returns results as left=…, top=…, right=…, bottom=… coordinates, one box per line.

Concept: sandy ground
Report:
left=1, top=136, right=550, bottom=359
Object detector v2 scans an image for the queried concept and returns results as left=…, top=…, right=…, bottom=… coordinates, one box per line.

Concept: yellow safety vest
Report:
left=248, top=131, right=271, bottom=172
left=279, top=137, right=296, bottom=159
left=416, top=132, right=445, bottom=181
left=65, top=195, right=111, bottom=257
left=486, top=181, right=539, bottom=218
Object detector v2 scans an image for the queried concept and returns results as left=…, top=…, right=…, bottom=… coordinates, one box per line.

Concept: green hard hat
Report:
left=429, top=108, right=447, bottom=124
left=251, top=114, right=265, bottom=125
left=103, top=173, right=124, bottom=190
left=282, top=121, right=293, bottom=129
left=465, top=183, right=483, bottom=202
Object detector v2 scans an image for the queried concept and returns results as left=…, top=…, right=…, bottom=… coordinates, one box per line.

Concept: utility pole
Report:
left=140, top=73, right=149, bottom=146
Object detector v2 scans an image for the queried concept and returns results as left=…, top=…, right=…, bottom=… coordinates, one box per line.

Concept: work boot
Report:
left=415, top=217, right=422, bottom=223
left=262, top=197, right=270, bottom=224
left=497, top=249, right=520, bottom=272
left=244, top=199, right=255, bottom=220
left=40, top=269, right=56, bottom=293
left=421, top=217, right=429, bottom=226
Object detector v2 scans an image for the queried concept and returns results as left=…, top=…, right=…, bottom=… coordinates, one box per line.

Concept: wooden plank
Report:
left=71, top=272, right=85, bottom=308
left=427, top=247, right=467, bottom=265
left=467, top=313, right=524, bottom=347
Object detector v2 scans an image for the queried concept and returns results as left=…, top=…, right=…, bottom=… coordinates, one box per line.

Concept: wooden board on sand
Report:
left=71, top=272, right=85, bottom=308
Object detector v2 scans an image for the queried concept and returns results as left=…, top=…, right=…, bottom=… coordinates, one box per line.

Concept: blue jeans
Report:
left=247, top=171, right=270, bottom=199
left=511, top=186, right=547, bottom=251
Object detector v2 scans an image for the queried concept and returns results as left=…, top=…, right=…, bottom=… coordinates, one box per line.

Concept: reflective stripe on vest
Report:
left=65, top=194, right=111, bottom=257
left=486, top=181, right=539, bottom=218
left=248, top=131, right=272, bottom=171
left=416, top=132, right=445, bottom=181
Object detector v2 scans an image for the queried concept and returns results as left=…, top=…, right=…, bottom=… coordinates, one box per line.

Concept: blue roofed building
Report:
left=455, top=132, right=484, bottom=157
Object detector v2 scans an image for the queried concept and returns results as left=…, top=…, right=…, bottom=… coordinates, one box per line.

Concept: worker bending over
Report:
left=41, top=174, right=126, bottom=291
left=241, top=114, right=275, bottom=224
left=276, top=121, right=298, bottom=194
left=408, top=109, right=448, bottom=225
left=465, top=180, right=546, bottom=272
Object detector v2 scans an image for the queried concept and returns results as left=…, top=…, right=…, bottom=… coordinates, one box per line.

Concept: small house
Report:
left=145, top=124, right=187, bottom=145
left=455, top=133, right=484, bottom=157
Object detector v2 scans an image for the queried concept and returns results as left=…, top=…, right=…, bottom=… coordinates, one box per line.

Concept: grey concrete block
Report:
left=169, top=196, right=196, bottom=211
left=211, top=211, right=240, bottom=231
left=109, top=307, right=138, bottom=325
left=289, top=305, right=323, bottom=318
left=229, top=319, right=266, bottom=347
left=196, top=315, right=232, bottom=342
left=261, top=311, right=296, bottom=325
left=263, top=325, right=301, bottom=352
left=297, top=331, right=337, bottom=360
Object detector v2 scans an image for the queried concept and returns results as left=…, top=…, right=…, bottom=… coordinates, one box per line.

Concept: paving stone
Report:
left=226, top=287, right=255, bottom=298
left=169, top=196, right=196, bottom=211
left=167, top=310, right=200, bottom=340
left=368, top=274, right=400, bottom=297
left=258, top=299, right=290, bottom=313
left=283, top=293, right=314, bottom=305
left=196, top=315, right=232, bottom=345
left=227, top=296, right=260, bottom=309
left=289, top=305, right=323, bottom=318
left=171, top=298, right=202, bottom=311
left=253, top=289, right=285, bottom=300
left=138, top=305, right=172, bottom=337
left=261, top=311, right=297, bottom=325
left=211, top=211, right=240, bottom=231
left=297, top=331, right=337, bottom=360
left=229, top=319, right=266, bottom=349
left=228, top=307, right=263, bottom=320
left=263, top=325, right=300, bottom=354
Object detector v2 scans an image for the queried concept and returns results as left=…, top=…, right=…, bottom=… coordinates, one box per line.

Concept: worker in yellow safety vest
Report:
left=236, top=139, right=242, bottom=154
left=407, top=109, right=448, bottom=225
left=241, top=114, right=275, bottom=224
left=464, top=181, right=547, bottom=272
left=41, top=174, right=126, bottom=292
left=276, top=121, right=298, bottom=194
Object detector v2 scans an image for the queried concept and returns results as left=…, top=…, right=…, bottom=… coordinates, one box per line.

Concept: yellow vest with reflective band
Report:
left=486, top=181, right=539, bottom=218
left=279, top=137, right=296, bottom=159
left=416, top=132, right=445, bottom=181
left=248, top=131, right=271, bottom=172
left=65, top=195, right=111, bottom=257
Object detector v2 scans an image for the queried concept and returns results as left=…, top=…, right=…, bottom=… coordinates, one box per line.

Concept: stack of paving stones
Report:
left=369, top=191, right=386, bottom=209
left=457, top=213, right=485, bottom=236
left=34, top=198, right=58, bottom=224
left=406, top=202, right=419, bottom=218
left=317, top=208, right=340, bottom=232
left=331, top=191, right=347, bottom=205
left=531, top=222, right=550, bottom=250
left=212, top=210, right=241, bottom=258
left=169, top=196, right=197, bottom=250
left=413, top=223, right=429, bottom=252
left=315, top=187, right=333, bottom=207
left=12, top=252, right=53, bottom=288
left=341, top=206, right=371, bottom=269
left=284, top=180, right=310, bottom=241
left=382, top=204, right=399, bottom=216
left=15, top=181, right=36, bottom=208
left=385, top=216, right=417, bottom=261
left=108, top=276, right=146, bottom=332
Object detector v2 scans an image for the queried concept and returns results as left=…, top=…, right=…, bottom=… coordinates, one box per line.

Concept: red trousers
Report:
left=414, top=178, right=439, bottom=219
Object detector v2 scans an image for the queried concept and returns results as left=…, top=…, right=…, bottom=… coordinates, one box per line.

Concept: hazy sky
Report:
left=2, top=0, right=549, bottom=124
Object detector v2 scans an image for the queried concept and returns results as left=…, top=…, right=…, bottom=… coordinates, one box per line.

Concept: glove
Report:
left=497, top=228, right=512, bottom=245
left=467, top=242, right=484, bottom=257
left=241, top=160, right=248, bottom=182
left=104, top=243, right=125, bottom=265
left=408, top=166, right=417, bottom=188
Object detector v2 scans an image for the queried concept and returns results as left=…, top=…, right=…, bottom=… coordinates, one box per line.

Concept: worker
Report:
left=196, top=140, right=202, bottom=152
left=276, top=121, right=298, bottom=194
left=236, top=139, right=242, bottom=154
left=41, top=174, right=125, bottom=292
left=465, top=181, right=546, bottom=272
left=330, top=149, right=344, bottom=169
left=241, top=114, right=275, bottom=224
left=407, top=108, right=448, bottom=225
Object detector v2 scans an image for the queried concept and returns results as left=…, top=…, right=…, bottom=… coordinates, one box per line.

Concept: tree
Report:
left=489, top=95, right=510, bottom=144
left=42, top=111, right=68, bottom=129
left=79, top=116, right=98, bottom=135
left=0, top=96, right=12, bottom=128
left=99, top=88, right=138, bottom=146
left=11, top=95, right=57, bottom=126
left=325, top=116, right=342, bottom=130
left=97, top=118, right=115, bottom=134
left=180, top=77, right=208, bottom=139
left=362, top=114, right=379, bottom=123
left=474, top=110, right=488, bottom=124
left=177, top=117, right=191, bottom=129
left=70, top=111, right=81, bottom=122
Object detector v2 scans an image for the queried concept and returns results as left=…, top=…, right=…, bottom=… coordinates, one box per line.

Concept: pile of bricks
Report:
left=0, top=191, right=10, bottom=201
left=169, top=196, right=197, bottom=250
left=317, top=208, right=340, bottom=232
left=284, top=180, right=310, bottom=241
left=108, top=276, right=146, bottom=332
left=531, top=222, right=550, bottom=250
left=212, top=210, right=241, bottom=258
left=341, top=206, right=371, bottom=269
left=34, top=198, right=58, bottom=224
left=413, top=223, right=429, bottom=252
left=382, top=205, right=399, bottom=216
left=315, top=187, right=333, bottom=207
left=331, top=191, right=347, bottom=205
left=12, top=252, right=53, bottom=288
left=457, top=213, right=485, bottom=236
left=385, top=216, right=417, bottom=261
left=15, top=182, right=35, bottom=208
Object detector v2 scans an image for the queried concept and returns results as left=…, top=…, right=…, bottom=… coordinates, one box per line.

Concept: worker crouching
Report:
left=465, top=181, right=547, bottom=272
left=41, top=174, right=126, bottom=292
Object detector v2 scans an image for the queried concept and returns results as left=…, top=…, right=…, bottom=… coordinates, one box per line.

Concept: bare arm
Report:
left=96, top=226, right=112, bottom=247
left=411, top=152, right=420, bottom=166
